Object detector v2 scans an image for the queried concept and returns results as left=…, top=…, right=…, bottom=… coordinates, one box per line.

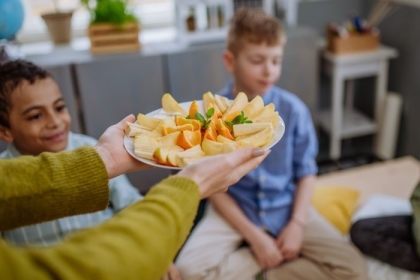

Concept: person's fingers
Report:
left=116, top=114, right=136, bottom=131
left=227, top=149, right=270, bottom=184
left=267, top=255, right=279, bottom=268
left=228, top=147, right=267, bottom=163
left=284, top=252, right=297, bottom=261
left=252, top=148, right=267, bottom=157
left=276, top=236, right=284, bottom=249
left=259, top=258, right=268, bottom=270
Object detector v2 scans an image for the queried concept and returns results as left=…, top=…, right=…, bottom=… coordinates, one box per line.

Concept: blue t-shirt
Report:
left=219, top=84, right=318, bottom=236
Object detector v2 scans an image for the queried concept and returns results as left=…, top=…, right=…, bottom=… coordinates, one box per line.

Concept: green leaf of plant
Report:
left=245, top=120, right=253, bottom=123
left=231, top=114, right=243, bottom=125
left=185, top=115, right=191, bottom=119
left=195, top=112, right=206, bottom=124
left=89, top=0, right=138, bottom=24
left=225, top=121, right=233, bottom=128
left=206, top=108, right=215, bottom=119
left=203, top=120, right=212, bottom=129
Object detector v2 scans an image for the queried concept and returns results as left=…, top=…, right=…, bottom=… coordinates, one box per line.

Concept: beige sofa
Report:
left=316, top=156, right=420, bottom=280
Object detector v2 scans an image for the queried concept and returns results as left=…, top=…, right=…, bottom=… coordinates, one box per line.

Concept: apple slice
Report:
left=222, top=92, right=248, bottom=119
left=124, top=122, right=151, bottom=137
left=153, top=147, right=170, bottom=165
left=242, top=95, right=264, bottom=119
left=135, top=145, right=157, bottom=160
left=137, top=113, right=162, bottom=130
left=167, top=146, right=185, bottom=166
left=162, top=93, right=187, bottom=115
left=175, top=145, right=206, bottom=167
left=153, top=145, right=184, bottom=165
left=202, top=138, right=237, bottom=156
left=157, top=131, right=181, bottom=147
left=235, top=126, right=273, bottom=147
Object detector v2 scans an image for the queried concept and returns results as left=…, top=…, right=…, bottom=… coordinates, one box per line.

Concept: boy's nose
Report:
left=263, top=63, right=273, bottom=76
left=46, top=114, right=61, bottom=128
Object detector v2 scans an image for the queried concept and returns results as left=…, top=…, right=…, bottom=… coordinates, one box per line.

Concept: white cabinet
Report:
left=319, top=46, right=399, bottom=160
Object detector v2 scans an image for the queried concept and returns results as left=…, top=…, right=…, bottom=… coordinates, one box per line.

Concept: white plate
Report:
left=124, top=100, right=285, bottom=170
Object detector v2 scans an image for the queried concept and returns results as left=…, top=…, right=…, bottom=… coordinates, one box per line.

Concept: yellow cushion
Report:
left=312, top=186, right=360, bottom=234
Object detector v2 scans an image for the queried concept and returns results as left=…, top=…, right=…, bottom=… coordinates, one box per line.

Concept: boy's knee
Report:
left=336, top=245, right=369, bottom=280
left=175, top=257, right=204, bottom=280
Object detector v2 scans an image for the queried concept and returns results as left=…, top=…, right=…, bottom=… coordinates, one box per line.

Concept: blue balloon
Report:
left=0, top=0, right=25, bottom=40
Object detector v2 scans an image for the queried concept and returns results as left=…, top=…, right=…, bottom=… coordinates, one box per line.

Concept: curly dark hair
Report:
left=0, top=60, right=50, bottom=128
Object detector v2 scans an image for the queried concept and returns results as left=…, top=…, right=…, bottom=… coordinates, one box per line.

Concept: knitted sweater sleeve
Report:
left=0, top=146, right=109, bottom=230
left=0, top=146, right=201, bottom=280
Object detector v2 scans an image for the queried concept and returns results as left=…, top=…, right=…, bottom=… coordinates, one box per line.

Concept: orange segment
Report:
left=175, top=115, right=202, bottom=131
left=177, top=130, right=202, bottom=150
left=216, top=119, right=234, bottom=140
left=189, top=100, right=199, bottom=119
left=203, top=124, right=217, bottom=141
left=162, top=124, right=194, bottom=135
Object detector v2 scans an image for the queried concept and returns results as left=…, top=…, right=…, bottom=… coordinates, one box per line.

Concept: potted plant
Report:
left=81, top=0, right=141, bottom=54
left=41, top=0, right=73, bottom=45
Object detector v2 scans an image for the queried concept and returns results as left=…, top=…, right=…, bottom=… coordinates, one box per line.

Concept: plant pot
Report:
left=88, top=22, right=140, bottom=55
left=41, top=12, right=73, bottom=45
left=186, top=16, right=196, bottom=32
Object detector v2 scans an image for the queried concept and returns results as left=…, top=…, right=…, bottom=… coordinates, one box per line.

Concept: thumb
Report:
left=116, top=114, right=136, bottom=130
left=229, top=147, right=270, bottom=176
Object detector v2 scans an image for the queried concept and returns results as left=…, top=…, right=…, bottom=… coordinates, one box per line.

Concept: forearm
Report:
left=290, top=175, right=316, bottom=225
left=0, top=176, right=200, bottom=280
left=0, top=147, right=109, bottom=230
left=210, top=193, right=262, bottom=243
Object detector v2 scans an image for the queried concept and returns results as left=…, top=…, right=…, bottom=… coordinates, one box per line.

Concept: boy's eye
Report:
left=56, top=105, right=67, bottom=112
left=250, top=59, right=263, bottom=64
left=28, top=113, right=42, bottom=121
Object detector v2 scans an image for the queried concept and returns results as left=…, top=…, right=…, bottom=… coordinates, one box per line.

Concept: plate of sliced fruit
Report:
left=123, top=92, right=285, bottom=169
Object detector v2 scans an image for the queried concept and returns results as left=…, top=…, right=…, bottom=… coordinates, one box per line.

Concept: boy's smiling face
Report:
left=224, top=42, right=284, bottom=99
left=0, top=77, right=71, bottom=156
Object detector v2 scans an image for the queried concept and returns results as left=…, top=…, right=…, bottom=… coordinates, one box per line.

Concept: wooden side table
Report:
left=319, top=45, right=399, bottom=160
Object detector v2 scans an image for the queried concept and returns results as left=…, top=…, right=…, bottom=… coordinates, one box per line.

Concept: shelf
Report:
left=318, top=109, right=377, bottom=139
left=178, top=28, right=228, bottom=45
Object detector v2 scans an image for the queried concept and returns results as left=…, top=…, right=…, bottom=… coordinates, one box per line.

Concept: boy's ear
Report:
left=223, top=50, right=235, bottom=74
left=0, top=126, right=13, bottom=143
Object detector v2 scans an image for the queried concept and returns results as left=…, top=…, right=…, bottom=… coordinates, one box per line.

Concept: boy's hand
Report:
left=250, top=229, right=284, bottom=269
left=161, top=263, right=181, bottom=280
left=276, top=221, right=304, bottom=261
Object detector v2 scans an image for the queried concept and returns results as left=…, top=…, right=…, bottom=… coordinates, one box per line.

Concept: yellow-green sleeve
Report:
left=0, top=146, right=109, bottom=230
left=0, top=176, right=200, bottom=280
left=411, top=181, right=420, bottom=256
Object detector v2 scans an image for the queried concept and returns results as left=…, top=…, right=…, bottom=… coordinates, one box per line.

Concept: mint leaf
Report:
left=225, top=121, right=233, bottom=128
left=185, top=115, right=191, bottom=119
left=228, top=111, right=253, bottom=126
left=206, top=108, right=215, bottom=119
left=203, top=120, right=212, bottom=129
left=231, top=114, right=243, bottom=125
left=195, top=112, right=206, bottom=124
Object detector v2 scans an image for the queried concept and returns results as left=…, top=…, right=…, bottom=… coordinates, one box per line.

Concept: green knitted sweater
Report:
left=0, top=146, right=200, bottom=279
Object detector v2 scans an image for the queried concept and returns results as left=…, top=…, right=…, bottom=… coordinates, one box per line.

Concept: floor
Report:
left=316, top=128, right=382, bottom=176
